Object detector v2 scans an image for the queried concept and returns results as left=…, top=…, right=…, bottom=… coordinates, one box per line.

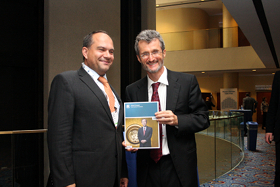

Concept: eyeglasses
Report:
left=140, top=51, right=162, bottom=59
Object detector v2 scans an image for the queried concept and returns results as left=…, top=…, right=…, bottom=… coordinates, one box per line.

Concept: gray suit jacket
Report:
left=48, top=67, right=127, bottom=186
left=125, top=69, right=209, bottom=187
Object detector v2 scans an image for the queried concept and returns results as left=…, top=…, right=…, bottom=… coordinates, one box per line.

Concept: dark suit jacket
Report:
left=243, top=96, right=258, bottom=114
left=47, top=67, right=127, bottom=186
left=205, top=100, right=215, bottom=110
left=266, top=70, right=280, bottom=143
left=138, top=126, right=153, bottom=147
left=125, top=69, right=209, bottom=187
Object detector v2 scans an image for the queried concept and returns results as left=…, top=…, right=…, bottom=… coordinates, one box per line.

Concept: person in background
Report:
left=125, top=30, right=209, bottom=187
left=265, top=71, right=280, bottom=186
left=243, top=93, right=258, bottom=120
left=243, top=92, right=258, bottom=136
left=47, top=30, right=128, bottom=187
left=205, top=96, right=215, bottom=110
left=261, top=97, right=269, bottom=130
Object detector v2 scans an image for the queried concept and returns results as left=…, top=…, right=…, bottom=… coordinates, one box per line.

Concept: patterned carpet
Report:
left=201, top=127, right=276, bottom=187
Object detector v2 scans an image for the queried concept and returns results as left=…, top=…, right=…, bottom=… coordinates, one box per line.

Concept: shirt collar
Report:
left=82, top=62, right=107, bottom=80
left=147, top=66, right=169, bottom=87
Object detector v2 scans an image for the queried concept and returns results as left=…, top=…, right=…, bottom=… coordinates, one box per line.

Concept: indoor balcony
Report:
left=160, top=27, right=266, bottom=73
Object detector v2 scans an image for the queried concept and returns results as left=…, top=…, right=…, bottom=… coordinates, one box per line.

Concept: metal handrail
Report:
left=0, top=129, right=47, bottom=135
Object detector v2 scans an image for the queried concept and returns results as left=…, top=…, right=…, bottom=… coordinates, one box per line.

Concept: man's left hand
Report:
left=155, top=110, right=178, bottom=126
left=120, top=178, right=128, bottom=187
left=122, top=141, right=138, bottom=153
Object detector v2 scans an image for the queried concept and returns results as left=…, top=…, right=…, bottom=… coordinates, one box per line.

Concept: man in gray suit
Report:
left=125, top=30, right=209, bottom=187
left=47, top=30, right=128, bottom=187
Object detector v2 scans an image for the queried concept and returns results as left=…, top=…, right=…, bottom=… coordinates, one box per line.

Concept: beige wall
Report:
left=44, top=0, right=121, bottom=127
left=164, top=46, right=265, bottom=72
left=44, top=0, right=121, bottom=184
left=45, top=0, right=121, bottom=92
left=157, top=8, right=209, bottom=50
left=156, top=8, right=209, bottom=33
left=157, top=9, right=223, bottom=51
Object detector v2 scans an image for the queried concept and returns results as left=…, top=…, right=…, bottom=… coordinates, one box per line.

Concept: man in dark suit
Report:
left=47, top=30, right=128, bottom=187
left=138, top=119, right=153, bottom=147
left=205, top=96, right=215, bottom=110
left=243, top=92, right=258, bottom=136
left=243, top=93, right=258, bottom=120
left=125, top=30, right=209, bottom=187
left=265, top=71, right=280, bottom=186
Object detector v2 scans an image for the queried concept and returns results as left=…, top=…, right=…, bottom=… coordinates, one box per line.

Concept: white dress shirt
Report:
left=147, top=66, right=171, bottom=155
left=82, top=63, right=119, bottom=127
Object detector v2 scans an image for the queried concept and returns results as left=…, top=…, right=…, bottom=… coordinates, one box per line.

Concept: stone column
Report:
left=223, top=4, right=238, bottom=48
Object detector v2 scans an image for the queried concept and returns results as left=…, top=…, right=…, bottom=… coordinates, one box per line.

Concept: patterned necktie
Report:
left=98, top=76, right=115, bottom=112
left=150, top=82, right=162, bottom=163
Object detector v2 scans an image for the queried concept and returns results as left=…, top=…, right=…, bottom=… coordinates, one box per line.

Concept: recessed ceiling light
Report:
left=156, top=4, right=159, bottom=7
left=252, top=69, right=256, bottom=72
left=202, top=72, right=205, bottom=74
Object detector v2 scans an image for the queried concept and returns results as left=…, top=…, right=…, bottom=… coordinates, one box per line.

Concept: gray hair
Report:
left=134, top=30, right=165, bottom=56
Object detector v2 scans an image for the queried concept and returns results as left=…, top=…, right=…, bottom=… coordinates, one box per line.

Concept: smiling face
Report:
left=137, top=39, right=166, bottom=78
left=82, top=33, right=114, bottom=76
left=141, top=119, right=147, bottom=127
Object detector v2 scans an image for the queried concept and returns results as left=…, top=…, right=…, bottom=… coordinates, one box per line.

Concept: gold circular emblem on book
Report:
left=126, top=124, right=141, bottom=144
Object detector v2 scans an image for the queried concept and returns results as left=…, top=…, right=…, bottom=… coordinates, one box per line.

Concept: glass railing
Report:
left=160, top=26, right=248, bottom=51
left=196, top=111, right=244, bottom=185
left=0, top=129, right=47, bottom=187
left=1, top=112, right=244, bottom=186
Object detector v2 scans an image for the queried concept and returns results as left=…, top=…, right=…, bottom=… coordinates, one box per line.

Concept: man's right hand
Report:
left=141, top=140, right=147, bottom=143
left=265, top=133, right=273, bottom=144
left=66, top=184, right=76, bottom=187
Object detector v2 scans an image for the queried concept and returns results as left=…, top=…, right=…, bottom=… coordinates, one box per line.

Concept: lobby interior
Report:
left=0, top=0, right=279, bottom=186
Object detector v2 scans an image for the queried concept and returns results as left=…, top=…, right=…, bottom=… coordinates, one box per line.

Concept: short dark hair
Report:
left=134, top=30, right=165, bottom=56
left=82, top=30, right=110, bottom=60
left=246, top=93, right=250, bottom=97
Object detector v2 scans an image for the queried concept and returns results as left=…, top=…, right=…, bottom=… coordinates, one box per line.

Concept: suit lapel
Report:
left=136, top=77, right=149, bottom=101
left=166, top=70, right=180, bottom=111
left=78, top=67, right=114, bottom=124
left=136, top=72, right=180, bottom=109
left=111, top=86, right=123, bottom=128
